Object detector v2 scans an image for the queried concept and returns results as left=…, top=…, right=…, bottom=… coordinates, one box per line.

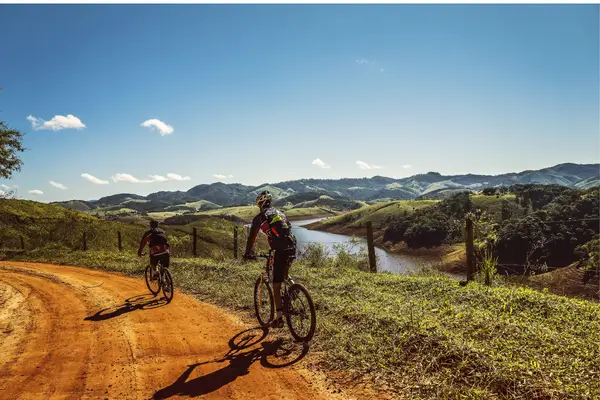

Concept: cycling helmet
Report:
left=149, top=220, right=159, bottom=229
left=255, top=190, right=272, bottom=210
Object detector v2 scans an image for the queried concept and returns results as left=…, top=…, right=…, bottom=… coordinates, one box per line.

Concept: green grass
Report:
left=163, top=215, right=267, bottom=259
left=285, top=206, right=337, bottom=219
left=90, top=207, right=140, bottom=216
left=315, top=196, right=518, bottom=232
left=320, top=200, right=438, bottom=229
left=0, top=199, right=239, bottom=258
left=471, top=194, right=518, bottom=222
left=147, top=211, right=186, bottom=220
left=7, top=248, right=599, bottom=399
left=165, top=200, right=221, bottom=212
left=198, top=205, right=335, bottom=223
left=0, top=199, right=148, bottom=251
left=198, top=205, right=258, bottom=222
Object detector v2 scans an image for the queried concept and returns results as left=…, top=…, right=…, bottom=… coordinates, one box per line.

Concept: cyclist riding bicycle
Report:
left=138, top=220, right=170, bottom=279
left=244, top=190, right=297, bottom=328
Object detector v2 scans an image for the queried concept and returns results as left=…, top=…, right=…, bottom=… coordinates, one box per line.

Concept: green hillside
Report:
left=575, top=175, right=600, bottom=189
left=0, top=199, right=239, bottom=257
left=0, top=199, right=147, bottom=251
left=315, top=199, right=438, bottom=230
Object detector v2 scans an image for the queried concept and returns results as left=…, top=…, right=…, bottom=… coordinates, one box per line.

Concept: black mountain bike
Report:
left=142, top=252, right=174, bottom=303
left=252, top=250, right=316, bottom=342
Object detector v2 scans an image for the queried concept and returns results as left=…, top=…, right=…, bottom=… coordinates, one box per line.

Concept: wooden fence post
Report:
left=233, top=226, right=239, bottom=259
left=465, top=218, right=474, bottom=282
left=83, top=231, right=87, bottom=251
left=366, top=221, right=377, bottom=272
left=192, top=227, right=197, bottom=257
left=19, top=236, right=24, bottom=250
left=117, top=231, right=122, bottom=252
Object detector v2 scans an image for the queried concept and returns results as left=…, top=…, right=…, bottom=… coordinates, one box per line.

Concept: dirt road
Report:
left=0, top=261, right=340, bottom=400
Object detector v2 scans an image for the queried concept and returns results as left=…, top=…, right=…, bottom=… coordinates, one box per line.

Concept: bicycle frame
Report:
left=253, top=249, right=316, bottom=342
left=258, top=250, right=295, bottom=299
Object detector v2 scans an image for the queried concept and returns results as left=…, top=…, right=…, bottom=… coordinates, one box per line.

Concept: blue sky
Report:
left=0, top=4, right=598, bottom=202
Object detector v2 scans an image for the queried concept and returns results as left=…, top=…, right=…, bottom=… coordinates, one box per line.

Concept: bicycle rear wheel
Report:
left=284, top=283, right=316, bottom=342
left=254, top=276, right=274, bottom=328
left=145, top=265, right=160, bottom=296
left=161, top=268, right=174, bottom=303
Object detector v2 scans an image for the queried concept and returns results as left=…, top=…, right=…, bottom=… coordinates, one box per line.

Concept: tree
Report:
left=0, top=90, right=25, bottom=179
left=482, top=187, right=497, bottom=196
left=403, top=210, right=451, bottom=248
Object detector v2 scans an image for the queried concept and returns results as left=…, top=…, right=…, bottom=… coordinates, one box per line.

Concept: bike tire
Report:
left=145, top=265, right=160, bottom=296
left=161, top=268, right=174, bottom=303
left=254, top=276, right=274, bottom=328
left=284, top=283, right=316, bottom=343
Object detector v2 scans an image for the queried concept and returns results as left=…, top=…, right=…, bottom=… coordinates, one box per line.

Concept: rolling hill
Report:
left=51, top=162, right=599, bottom=215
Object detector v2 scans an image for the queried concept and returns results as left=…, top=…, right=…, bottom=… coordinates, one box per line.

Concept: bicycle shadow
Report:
left=152, top=327, right=310, bottom=399
left=84, top=294, right=168, bottom=322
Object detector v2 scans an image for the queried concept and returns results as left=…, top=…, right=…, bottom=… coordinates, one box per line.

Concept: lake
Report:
left=291, top=218, right=431, bottom=274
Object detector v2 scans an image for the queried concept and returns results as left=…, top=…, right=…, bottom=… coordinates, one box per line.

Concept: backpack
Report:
left=263, top=208, right=296, bottom=249
left=149, top=228, right=169, bottom=247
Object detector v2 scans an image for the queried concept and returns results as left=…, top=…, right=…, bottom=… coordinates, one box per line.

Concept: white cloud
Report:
left=356, top=59, right=385, bottom=73
left=166, top=173, right=191, bottom=181
left=1, top=184, right=11, bottom=190
left=149, top=175, right=169, bottom=182
left=213, top=174, right=234, bottom=179
left=146, top=173, right=191, bottom=182
left=402, top=164, right=413, bottom=169
left=312, top=158, right=331, bottom=169
left=81, top=173, right=109, bottom=185
left=356, top=160, right=383, bottom=170
left=49, top=180, right=67, bottom=190
left=111, top=173, right=154, bottom=183
left=27, top=114, right=86, bottom=131
left=28, top=189, right=43, bottom=195
left=141, top=119, right=174, bottom=136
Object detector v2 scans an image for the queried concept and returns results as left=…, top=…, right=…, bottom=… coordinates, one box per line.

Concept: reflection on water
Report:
left=291, top=218, right=430, bottom=274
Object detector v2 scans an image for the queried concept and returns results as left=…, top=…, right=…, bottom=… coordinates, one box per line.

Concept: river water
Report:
left=290, top=218, right=431, bottom=274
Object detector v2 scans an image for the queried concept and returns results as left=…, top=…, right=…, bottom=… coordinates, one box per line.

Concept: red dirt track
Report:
left=0, top=261, right=342, bottom=400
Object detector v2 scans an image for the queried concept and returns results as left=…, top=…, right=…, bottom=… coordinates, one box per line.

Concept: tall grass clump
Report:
left=297, top=242, right=330, bottom=268
left=477, top=246, right=499, bottom=286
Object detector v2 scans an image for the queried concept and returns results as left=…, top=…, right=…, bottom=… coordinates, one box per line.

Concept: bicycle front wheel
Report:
left=145, top=265, right=160, bottom=296
left=161, top=269, right=174, bottom=303
left=284, top=283, right=316, bottom=342
left=254, top=276, right=274, bottom=328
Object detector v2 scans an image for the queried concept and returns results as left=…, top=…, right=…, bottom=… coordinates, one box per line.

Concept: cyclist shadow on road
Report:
left=84, top=294, right=168, bottom=322
left=152, top=327, right=310, bottom=399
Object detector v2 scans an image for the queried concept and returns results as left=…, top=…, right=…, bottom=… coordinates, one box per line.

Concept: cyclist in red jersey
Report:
left=244, top=191, right=297, bottom=328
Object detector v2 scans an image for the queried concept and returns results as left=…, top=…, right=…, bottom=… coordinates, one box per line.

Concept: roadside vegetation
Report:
left=3, top=243, right=598, bottom=400
left=0, top=199, right=255, bottom=258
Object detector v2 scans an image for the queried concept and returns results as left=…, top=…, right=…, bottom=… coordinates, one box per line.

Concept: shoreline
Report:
left=304, top=219, right=467, bottom=274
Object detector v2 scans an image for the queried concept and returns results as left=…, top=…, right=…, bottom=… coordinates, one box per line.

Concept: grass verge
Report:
left=4, top=249, right=599, bottom=399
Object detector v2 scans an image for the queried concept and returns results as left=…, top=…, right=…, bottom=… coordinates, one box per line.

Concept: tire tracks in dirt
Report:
left=0, top=261, right=349, bottom=400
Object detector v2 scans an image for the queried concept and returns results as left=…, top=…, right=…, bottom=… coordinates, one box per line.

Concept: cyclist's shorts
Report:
left=150, top=253, right=170, bottom=269
left=273, top=248, right=296, bottom=283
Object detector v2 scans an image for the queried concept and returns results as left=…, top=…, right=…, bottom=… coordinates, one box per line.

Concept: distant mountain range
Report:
left=52, top=163, right=599, bottom=213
